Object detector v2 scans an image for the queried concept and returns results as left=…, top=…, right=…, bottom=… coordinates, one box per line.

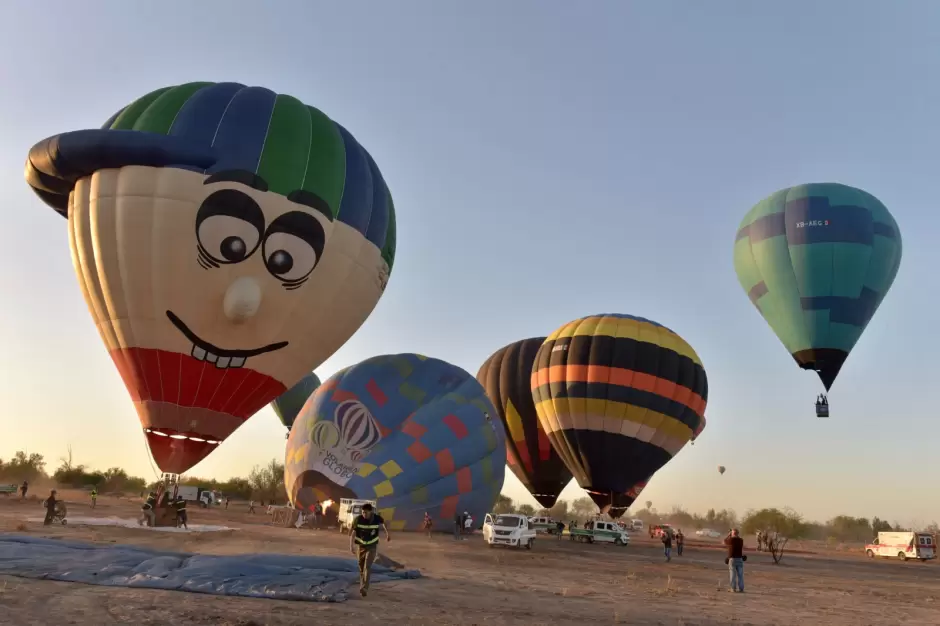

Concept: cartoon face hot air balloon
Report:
left=531, top=314, right=707, bottom=518
left=285, top=354, right=506, bottom=531
left=477, top=338, right=572, bottom=509
left=718, top=465, right=726, bottom=475
left=25, top=82, right=397, bottom=474
left=733, top=183, right=901, bottom=396
left=271, top=372, right=322, bottom=435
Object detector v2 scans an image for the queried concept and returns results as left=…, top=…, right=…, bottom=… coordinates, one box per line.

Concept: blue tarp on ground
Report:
left=0, top=535, right=420, bottom=602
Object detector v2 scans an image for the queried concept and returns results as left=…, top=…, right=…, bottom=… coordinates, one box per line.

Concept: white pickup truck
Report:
left=483, top=513, right=537, bottom=549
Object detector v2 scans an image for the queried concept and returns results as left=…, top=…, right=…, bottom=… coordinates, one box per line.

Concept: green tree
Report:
left=493, top=493, right=515, bottom=514
left=547, top=500, right=569, bottom=520
left=517, top=503, right=535, bottom=517
left=571, top=497, right=596, bottom=519
left=742, top=507, right=807, bottom=538
left=2, top=451, right=47, bottom=481
left=871, top=517, right=893, bottom=534
left=248, top=459, right=286, bottom=503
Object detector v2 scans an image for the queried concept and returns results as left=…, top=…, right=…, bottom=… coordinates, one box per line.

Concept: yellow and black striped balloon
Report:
left=531, top=314, right=707, bottom=516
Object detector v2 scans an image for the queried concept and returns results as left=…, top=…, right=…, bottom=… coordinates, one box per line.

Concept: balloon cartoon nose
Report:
left=223, top=277, right=262, bottom=322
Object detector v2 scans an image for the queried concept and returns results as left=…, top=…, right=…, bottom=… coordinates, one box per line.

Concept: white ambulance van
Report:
left=865, top=531, right=935, bottom=562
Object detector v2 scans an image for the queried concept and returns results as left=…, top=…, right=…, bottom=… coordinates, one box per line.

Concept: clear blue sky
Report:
left=1, top=1, right=938, bottom=525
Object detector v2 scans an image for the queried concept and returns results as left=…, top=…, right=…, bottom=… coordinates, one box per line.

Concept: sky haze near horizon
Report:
left=2, top=1, right=939, bottom=525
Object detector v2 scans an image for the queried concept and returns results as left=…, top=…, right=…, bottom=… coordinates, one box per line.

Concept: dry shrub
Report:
left=15, top=523, right=27, bottom=532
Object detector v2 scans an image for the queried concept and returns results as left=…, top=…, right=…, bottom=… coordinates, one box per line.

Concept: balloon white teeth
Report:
left=190, top=344, right=246, bottom=369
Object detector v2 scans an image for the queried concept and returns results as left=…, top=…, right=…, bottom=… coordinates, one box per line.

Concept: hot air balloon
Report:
left=25, top=82, right=397, bottom=474
left=733, top=183, right=901, bottom=415
left=718, top=465, right=726, bottom=475
left=477, top=338, right=572, bottom=508
left=531, top=314, right=707, bottom=518
left=285, top=354, right=506, bottom=531
left=271, top=372, right=322, bottom=436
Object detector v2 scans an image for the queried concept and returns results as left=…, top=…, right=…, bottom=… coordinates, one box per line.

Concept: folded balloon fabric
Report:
left=0, top=535, right=420, bottom=602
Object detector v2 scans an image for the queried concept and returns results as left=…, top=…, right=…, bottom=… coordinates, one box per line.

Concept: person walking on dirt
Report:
left=174, top=496, right=188, bottom=529
left=224, top=496, right=230, bottom=510
left=662, top=529, right=673, bottom=562
left=20, top=480, right=28, bottom=500
left=422, top=512, right=433, bottom=538
left=725, top=528, right=746, bottom=592
left=43, top=489, right=58, bottom=525
left=756, top=529, right=763, bottom=551
left=349, top=502, right=391, bottom=597
left=90, top=486, right=98, bottom=509
left=138, top=491, right=156, bottom=527
left=248, top=499, right=256, bottom=514
left=453, top=511, right=463, bottom=540
left=556, top=520, right=565, bottom=539
left=676, top=529, right=685, bottom=556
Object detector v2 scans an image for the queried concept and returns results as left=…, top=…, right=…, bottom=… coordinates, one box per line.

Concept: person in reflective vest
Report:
left=138, top=492, right=156, bottom=527
left=90, top=486, right=98, bottom=509
left=348, top=503, right=391, bottom=597
left=174, top=496, right=188, bottom=529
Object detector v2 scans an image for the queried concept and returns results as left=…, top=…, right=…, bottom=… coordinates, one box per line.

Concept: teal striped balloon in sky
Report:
left=733, top=183, right=902, bottom=390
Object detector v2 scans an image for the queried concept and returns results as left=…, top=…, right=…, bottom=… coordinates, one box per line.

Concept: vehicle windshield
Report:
left=495, top=515, right=521, bottom=527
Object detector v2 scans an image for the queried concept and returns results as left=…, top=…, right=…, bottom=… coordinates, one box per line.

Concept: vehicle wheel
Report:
left=866, top=550, right=874, bottom=558
left=526, top=539, right=533, bottom=550
left=898, top=552, right=907, bottom=561
left=588, top=537, right=595, bottom=544
left=614, top=538, right=623, bottom=546
left=61, top=519, right=67, bottom=526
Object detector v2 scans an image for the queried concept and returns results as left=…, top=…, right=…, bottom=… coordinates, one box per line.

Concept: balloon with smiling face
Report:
left=25, top=82, right=397, bottom=474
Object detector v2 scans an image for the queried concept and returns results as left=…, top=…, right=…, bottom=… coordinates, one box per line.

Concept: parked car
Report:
left=696, top=528, right=722, bottom=538
left=483, top=513, right=537, bottom=549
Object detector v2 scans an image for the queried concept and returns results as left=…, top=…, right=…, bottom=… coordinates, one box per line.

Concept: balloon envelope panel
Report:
left=477, top=338, right=571, bottom=508
left=531, top=314, right=707, bottom=517
left=272, top=372, right=322, bottom=431
left=286, top=354, right=506, bottom=531
left=25, top=82, right=396, bottom=474
left=733, top=183, right=901, bottom=390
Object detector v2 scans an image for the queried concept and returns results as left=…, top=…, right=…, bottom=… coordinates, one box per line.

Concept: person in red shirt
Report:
left=724, top=528, right=746, bottom=592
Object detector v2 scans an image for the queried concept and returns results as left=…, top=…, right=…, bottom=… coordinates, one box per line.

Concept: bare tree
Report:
left=766, top=533, right=788, bottom=564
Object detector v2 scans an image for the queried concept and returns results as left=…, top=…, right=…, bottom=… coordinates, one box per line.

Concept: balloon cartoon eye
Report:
left=261, top=211, right=326, bottom=288
left=349, top=449, right=363, bottom=462
left=195, top=189, right=265, bottom=267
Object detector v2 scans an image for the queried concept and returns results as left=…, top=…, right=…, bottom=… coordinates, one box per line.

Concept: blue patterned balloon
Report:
left=285, top=353, right=506, bottom=531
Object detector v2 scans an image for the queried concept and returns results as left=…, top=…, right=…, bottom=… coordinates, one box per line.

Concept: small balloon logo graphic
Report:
left=333, top=399, right=382, bottom=456
left=311, top=420, right=340, bottom=450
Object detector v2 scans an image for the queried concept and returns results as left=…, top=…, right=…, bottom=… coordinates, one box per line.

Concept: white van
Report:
left=528, top=516, right=558, bottom=534
left=483, top=513, right=537, bottom=549
left=629, top=519, right=644, bottom=532
left=337, top=498, right=377, bottom=533
left=865, top=531, right=936, bottom=562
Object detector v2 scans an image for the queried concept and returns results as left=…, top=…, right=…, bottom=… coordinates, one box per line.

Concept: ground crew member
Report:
left=20, top=480, right=28, bottom=500
left=43, top=489, right=58, bottom=525
left=349, top=502, right=390, bottom=597
left=175, top=495, right=188, bottom=529
left=138, top=491, right=157, bottom=527
left=90, top=486, right=98, bottom=509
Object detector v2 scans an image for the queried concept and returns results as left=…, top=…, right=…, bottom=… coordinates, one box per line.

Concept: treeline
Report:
left=494, top=495, right=939, bottom=543
left=0, top=450, right=287, bottom=502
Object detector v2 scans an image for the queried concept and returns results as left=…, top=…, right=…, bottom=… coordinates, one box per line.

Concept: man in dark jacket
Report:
left=174, top=496, right=188, bottom=529
left=349, top=503, right=390, bottom=597
left=43, top=489, right=58, bottom=525
left=662, top=530, right=673, bottom=561
left=724, top=529, right=746, bottom=592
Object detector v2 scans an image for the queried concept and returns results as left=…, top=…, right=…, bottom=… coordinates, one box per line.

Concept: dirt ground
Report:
left=1, top=492, right=938, bottom=625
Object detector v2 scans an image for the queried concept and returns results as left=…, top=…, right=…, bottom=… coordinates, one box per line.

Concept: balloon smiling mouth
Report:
left=166, top=310, right=288, bottom=369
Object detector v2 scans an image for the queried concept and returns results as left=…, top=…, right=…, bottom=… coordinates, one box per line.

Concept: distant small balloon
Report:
left=718, top=465, right=726, bottom=475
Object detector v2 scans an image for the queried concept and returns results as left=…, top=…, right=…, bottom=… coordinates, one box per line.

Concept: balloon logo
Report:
left=311, top=421, right=340, bottom=450
left=334, top=399, right=382, bottom=455
left=25, top=81, right=397, bottom=474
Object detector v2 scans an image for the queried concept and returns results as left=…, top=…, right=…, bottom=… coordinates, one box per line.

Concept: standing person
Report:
left=138, top=491, right=156, bottom=527
left=756, top=529, right=763, bottom=552
left=43, top=489, right=58, bottom=525
left=90, top=486, right=98, bottom=509
left=662, top=529, right=673, bottom=562
left=555, top=520, right=565, bottom=539
left=453, top=511, right=463, bottom=540
left=224, top=497, right=230, bottom=510
left=20, top=480, right=29, bottom=500
left=724, top=528, right=746, bottom=593
left=676, top=529, right=685, bottom=556
left=422, top=512, right=433, bottom=538
left=313, top=500, right=323, bottom=528
left=174, top=496, right=188, bottom=529
left=248, top=499, right=256, bottom=514
left=348, top=502, right=390, bottom=597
